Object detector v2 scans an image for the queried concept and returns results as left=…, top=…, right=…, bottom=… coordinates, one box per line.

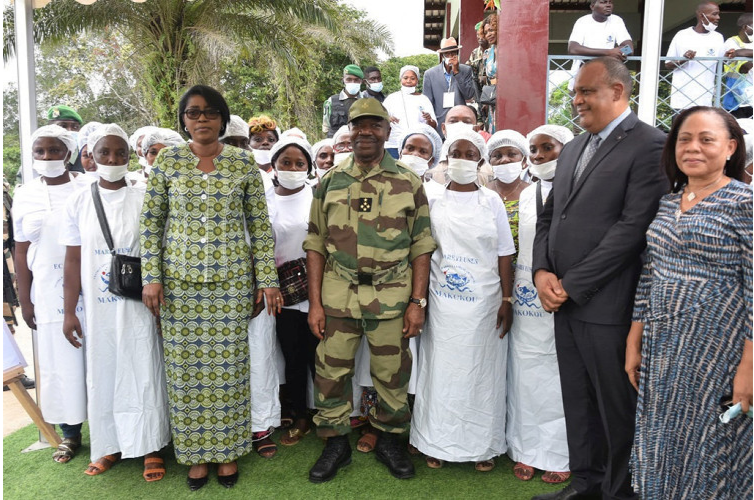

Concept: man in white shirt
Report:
left=665, top=1, right=735, bottom=110
left=567, top=0, right=633, bottom=90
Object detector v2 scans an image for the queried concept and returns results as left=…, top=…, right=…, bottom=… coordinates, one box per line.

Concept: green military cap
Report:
left=343, top=64, right=364, bottom=79
left=47, top=105, right=83, bottom=124
left=348, top=98, right=390, bottom=122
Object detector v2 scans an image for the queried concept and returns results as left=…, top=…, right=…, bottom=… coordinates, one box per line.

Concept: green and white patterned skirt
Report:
left=161, top=275, right=254, bottom=465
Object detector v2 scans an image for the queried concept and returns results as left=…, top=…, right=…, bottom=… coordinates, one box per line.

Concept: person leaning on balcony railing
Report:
left=664, top=1, right=736, bottom=111
left=723, top=13, right=753, bottom=118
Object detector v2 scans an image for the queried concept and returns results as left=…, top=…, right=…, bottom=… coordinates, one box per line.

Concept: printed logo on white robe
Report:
left=92, top=260, right=125, bottom=303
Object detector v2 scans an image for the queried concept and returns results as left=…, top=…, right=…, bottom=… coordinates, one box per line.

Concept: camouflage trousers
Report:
left=313, top=315, right=412, bottom=437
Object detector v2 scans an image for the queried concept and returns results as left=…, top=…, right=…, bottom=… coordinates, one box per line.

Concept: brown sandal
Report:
left=542, top=470, right=571, bottom=484
left=475, top=458, right=495, bottom=472
left=280, top=426, right=310, bottom=446
left=84, top=454, right=120, bottom=476
left=253, top=432, right=277, bottom=458
left=513, top=461, right=535, bottom=481
left=356, top=430, right=378, bottom=453
left=426, top=456, right=445, bottom=469
left=143, top=455, right=166, bottom=482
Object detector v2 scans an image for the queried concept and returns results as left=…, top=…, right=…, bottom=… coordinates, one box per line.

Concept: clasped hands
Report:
left=534, top=270, right=569, bottom=313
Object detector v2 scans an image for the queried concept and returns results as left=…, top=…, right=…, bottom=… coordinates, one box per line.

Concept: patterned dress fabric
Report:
left=141, top=144, right=278, bottom=465
left=631, top=181, right=753, bottom=498
left=504, top=199, right=520, bottom=264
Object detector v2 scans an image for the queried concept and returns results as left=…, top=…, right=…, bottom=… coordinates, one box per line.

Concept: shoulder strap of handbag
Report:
left=90, top=182, right=115, bottom=255
left=535, top=180, right=544, bottom=216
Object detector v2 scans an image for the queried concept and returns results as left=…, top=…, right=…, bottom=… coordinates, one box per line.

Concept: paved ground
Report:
left=3, top=313, right=38, bottom=438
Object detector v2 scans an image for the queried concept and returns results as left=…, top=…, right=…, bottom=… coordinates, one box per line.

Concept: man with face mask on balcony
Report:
left=422, top=37, right=477, bottom=138
left=323, top=64, right=364, bottom=138
left=665, top=1, right=736, bottom=111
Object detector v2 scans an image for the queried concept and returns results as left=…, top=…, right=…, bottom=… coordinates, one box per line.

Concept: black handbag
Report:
left=90, top=182, right=143, bottom=301
left=480, top=84, right=497, bottom=106
left=277, top=257, right=308, bottom=306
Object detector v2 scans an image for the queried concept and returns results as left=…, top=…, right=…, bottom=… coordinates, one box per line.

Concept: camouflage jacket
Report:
left=303, top=153, right=436, bottom=320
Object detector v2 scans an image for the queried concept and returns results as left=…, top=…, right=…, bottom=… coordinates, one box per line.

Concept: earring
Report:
left=726, top=156, right=731, bottom=161
left=184, top=126, right=188, bottom=132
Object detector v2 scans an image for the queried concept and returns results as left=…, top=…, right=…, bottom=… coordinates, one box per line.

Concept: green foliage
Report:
left=548, top=80, right=573, bottom=127
left=3, top=134, right=21, bottom=187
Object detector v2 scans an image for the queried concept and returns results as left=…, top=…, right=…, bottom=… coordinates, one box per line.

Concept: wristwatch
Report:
left=409, top=297, right=427, bottom=308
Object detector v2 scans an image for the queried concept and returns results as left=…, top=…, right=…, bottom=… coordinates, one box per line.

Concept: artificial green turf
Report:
left=3, top=423, right=566, bottom=499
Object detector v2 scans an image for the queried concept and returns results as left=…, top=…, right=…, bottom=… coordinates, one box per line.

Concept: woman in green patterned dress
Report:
left=140, top=85, right=281, bottom=491
left=486, top=130, right=531, bottom=259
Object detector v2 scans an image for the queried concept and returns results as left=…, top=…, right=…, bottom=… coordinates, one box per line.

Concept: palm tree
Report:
left=4, top=0, right=393, bottom=127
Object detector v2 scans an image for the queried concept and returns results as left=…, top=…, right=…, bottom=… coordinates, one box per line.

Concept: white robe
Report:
left=61, top=183, right=169, bottom=459
left=410, top=187, right=511, bottom=462
left=12, top=175, right=88, bottom=425
left=506, top=181, right=569, bottom=471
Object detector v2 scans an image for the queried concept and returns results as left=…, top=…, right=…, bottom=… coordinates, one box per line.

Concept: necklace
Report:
left=496, top=178, right=520, bottom=201
left=190, top=142, right=222, bottom=159
left=685, top=175, right=723, bottom=202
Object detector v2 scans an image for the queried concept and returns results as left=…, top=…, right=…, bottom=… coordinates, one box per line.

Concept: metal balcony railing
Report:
left=546, top=55, right=751, bottom=132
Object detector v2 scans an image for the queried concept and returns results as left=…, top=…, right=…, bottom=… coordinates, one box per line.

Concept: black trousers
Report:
left=275, top=308, right=319, bottom=419
left=554, top=313, right=638, bottom=500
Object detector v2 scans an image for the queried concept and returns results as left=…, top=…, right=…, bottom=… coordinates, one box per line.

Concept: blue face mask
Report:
left=368, top=81, right=384, bottom=93
left=344, top=82, right=361, bottom=96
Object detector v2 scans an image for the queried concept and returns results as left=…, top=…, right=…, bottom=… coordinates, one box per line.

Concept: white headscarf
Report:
left=486, top=129, right=528, bottom=160
left=311, top=138, right=335, bottom=161
left=141, top=128, right=185, bottom=152
left=77, top=122, right=102, bottom=151
left=270, top=136, right=314, bottom=173
left=333, top=125, right=351, bottom=145
left=399, top=125, right=443, bottom=168
left=129, top=125, right=158, bottom=153
left=31, top=125, right=77, bottom=157
left=88, top=123, right=130, bottom=155
left=220, top=115, right=250, bottom=140
left=526, top=124, right=574, bottom=147
left=400, top=65, right=421, bottom=81
left=445, top=129, right=488, bottom=161
left=280, top=127, right=308, bottom=142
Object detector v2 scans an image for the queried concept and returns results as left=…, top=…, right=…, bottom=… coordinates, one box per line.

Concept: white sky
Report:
left=345, top=0, right=434, bottom=59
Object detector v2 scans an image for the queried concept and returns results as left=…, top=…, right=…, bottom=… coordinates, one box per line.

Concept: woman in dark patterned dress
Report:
left=626, top=106, right=752, bottom=499
left=140, top=85, right=281, bottom=490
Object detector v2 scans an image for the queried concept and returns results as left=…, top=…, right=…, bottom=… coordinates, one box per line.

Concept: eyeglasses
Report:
left=333, top=143, right=352, bottom=153
left=183, top=108, right=221, bottom=120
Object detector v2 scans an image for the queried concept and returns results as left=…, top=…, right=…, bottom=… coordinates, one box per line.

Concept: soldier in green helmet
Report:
left=304, top=98, right=436, bottom=483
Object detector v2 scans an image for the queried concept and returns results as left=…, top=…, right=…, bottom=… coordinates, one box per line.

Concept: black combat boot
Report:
left=308, top=435, right=352, bottom=483
left=374, top=431, right=415, bottom=479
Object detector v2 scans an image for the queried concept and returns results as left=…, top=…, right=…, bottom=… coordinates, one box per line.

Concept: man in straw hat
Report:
left=422, top=37, right=477, bottom=137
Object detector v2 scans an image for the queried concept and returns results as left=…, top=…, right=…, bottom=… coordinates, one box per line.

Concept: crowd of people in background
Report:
left=2, top=1, right=752, bottom=498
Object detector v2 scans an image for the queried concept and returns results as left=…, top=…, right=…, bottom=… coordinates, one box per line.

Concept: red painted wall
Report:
left=495, top=0, right=550, bottom=134
left=459, top=0, right=486, bottom=63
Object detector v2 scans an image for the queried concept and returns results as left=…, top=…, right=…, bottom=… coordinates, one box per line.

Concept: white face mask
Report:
left=316, top=167, right=331, bottom=179
left=400, top=154, right=430, bottom=178
left=277, top=170, right=309, bottom=190
left=368, top=82, right=384, bottom=93
left=252, top=148, right=272, bottom=165
left=401, top=85, right=416, bottom=94
left=138, top=156, right=149, bottom=168
left=32, top=159, right=67, bottom=178
left=493, top=161, right=523, bottom=184
left=528, top=158, right=558, bottom=181
left=701, top=13, right=718, bottom=32
left=95, top=162, right=129, bottom=182
left=333, top=152, right=351, bottom=165
left=444, top=121, right=474, bottom=138
left=344, top=82, right=361, bottom=95
left=446, top=158, right=479, bottom=185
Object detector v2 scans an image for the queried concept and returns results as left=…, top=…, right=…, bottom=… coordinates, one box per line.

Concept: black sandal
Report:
left=52, top=436, right=81, bottom=464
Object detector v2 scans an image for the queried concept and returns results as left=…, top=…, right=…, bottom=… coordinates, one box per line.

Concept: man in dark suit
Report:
left=531, top=57, right=667, bottom=500
left=422, top=37, right=477, bottom=137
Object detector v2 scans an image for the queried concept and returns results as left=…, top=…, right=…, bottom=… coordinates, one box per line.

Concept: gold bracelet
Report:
left=502, top=297, right=514, bottom=304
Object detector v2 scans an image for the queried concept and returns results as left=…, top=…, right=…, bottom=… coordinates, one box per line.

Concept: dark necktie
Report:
left=573, top=134, right=602, bottom=182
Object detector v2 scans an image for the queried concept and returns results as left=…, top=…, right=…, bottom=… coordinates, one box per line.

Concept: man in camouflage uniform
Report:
left=304, top=98, right=436, bottom=482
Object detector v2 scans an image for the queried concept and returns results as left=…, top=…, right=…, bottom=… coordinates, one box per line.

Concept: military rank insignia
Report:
left=358, top=197, right=372, bottom=212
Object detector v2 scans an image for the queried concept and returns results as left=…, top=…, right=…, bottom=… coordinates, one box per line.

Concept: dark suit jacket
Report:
left=532, top=112, right=667, bottom=325
left=422, top=62, right=476, bottom=135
